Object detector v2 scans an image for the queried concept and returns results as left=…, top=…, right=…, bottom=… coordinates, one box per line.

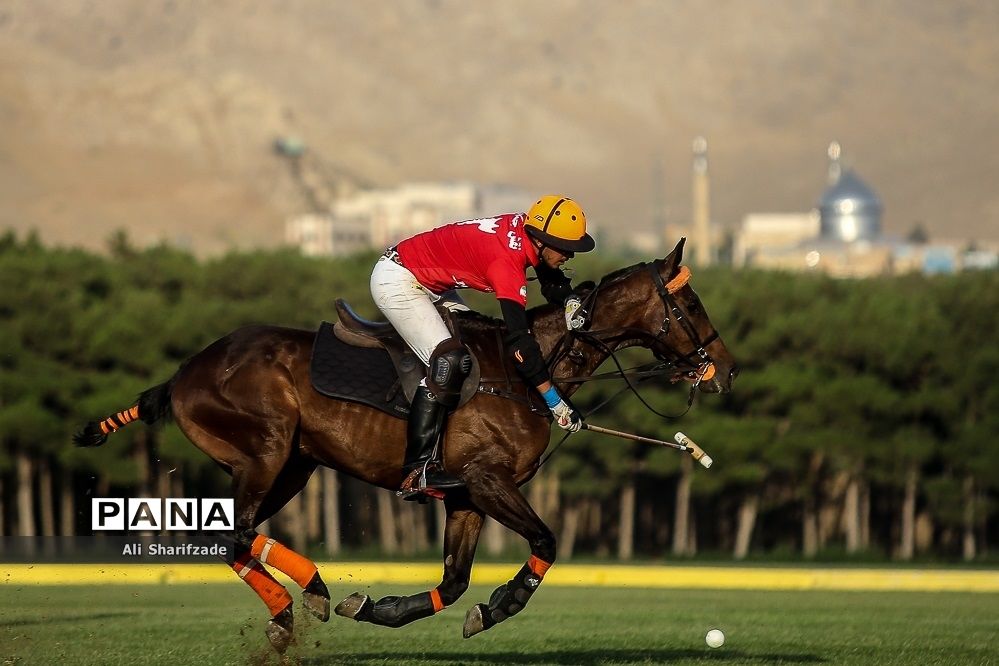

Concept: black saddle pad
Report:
left=309, top=322, right=411, bottom=419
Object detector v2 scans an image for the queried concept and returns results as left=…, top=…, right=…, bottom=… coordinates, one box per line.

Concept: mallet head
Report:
left=674, top=432, right=713, bottom=468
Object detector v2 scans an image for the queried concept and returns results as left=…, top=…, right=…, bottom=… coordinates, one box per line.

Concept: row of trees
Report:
left=1, top=230, right=997, bottom=561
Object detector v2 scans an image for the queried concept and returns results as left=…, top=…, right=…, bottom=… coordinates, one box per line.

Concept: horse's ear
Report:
left=662, top=237, right=686, bottom=276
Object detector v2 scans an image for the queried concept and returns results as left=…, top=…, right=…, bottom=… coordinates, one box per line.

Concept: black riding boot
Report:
left=401, top=386, right=463, bottom=491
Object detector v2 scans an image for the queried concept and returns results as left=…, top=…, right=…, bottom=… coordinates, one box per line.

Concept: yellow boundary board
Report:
left=4, top=563, right=999, bottom=592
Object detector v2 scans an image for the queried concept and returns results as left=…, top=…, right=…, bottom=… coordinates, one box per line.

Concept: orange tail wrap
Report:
left=250, top=534, right=319, bottom=588
left=99, top=405, right=140, bottom=435
left=527, top=555, right=552, bottom=578
left=232, top=553, right=293, bottom=616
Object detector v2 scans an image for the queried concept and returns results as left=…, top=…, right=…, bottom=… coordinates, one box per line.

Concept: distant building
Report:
left=732, top=141, right=999, bottom=277
left=737, top=160, right=894, bottom=276
left=691, top=136, right=713, bottom=266
left=733, top=212, right=820, bottom=267
left=285, top=182, right=532, bottom=256
left=818, top=170, right=883, bottom=243
left=755, top=239, right=895, bottom=278
left=914, top=242, right=999, bottom=273
left=648, top=138, right=722, bottom=262
left=734, top=142, right=896, bottom=276
left=962, top=249, right=999, bottom=270
left=285, top=213, right=370, bottom=257
left=921, top=245, right=959, bottom=274
left=817, top=141, right=883, bottom=244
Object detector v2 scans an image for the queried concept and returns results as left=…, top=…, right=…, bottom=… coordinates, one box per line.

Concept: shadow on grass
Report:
left=301, top=649, right=827, bottom=664
left=0, top=611, right=134, bottom=629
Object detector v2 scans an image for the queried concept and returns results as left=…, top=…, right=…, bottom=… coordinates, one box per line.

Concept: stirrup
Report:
left=397, top=467, right=447, bottom=502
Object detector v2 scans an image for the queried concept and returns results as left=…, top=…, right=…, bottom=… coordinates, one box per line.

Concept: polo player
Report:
left=369, top=195, right=596, bottom=496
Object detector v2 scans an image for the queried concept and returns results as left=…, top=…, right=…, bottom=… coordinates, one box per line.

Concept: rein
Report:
left=546, top=261, right=718, bottom=418
left=477, top=261, right=719, bottom=422
left=533, top=261, right=718, bottom=468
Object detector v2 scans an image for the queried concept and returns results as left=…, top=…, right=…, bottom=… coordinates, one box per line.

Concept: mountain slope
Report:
left=1, top=0, right=996, bottom=254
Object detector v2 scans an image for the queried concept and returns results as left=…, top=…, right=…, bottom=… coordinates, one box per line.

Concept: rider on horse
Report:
left=369, top=195, right=596, bottom=495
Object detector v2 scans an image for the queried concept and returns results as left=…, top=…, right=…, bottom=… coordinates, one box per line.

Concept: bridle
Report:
left=545, top=261, right=720, bottom=419
left=522, top=260, right=723, bottom=468
left=646, top=263, right=719, bottom=378
left=476, top=260, right=721, bottom=422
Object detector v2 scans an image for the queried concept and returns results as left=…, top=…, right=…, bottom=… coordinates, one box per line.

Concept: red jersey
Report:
left=396, top=213, right=540, bottom=307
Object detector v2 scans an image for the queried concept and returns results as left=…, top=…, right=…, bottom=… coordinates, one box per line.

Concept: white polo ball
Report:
left=705, top=628, right=725, bottom=648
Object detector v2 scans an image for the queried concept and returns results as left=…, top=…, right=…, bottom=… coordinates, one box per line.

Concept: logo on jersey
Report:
left=508, top=231, right=522, bottom=250
left=519, top=286, right=528, bottom=299
left=457, top=217, right=500, bottom=234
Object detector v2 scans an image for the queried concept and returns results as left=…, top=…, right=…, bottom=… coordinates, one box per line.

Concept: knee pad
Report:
left=427, top=339, right=472, bottom=404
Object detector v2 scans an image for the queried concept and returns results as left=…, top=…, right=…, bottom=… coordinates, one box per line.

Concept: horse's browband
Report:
left=665, top=265, right=692, bottom=294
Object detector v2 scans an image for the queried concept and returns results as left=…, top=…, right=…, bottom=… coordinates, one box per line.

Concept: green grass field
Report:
left=2, top=583, right=997, bottom=665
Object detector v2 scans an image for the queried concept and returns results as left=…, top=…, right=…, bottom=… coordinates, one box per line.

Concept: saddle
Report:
left=309, top=299, right=480, bottom=419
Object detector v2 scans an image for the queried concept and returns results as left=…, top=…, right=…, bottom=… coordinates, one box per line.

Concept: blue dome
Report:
left=818, top=170, right=883, bottom=242
left=819, top=170, right=882, bottom=213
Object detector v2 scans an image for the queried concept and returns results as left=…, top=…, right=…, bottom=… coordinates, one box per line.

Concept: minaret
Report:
left=827, top=140, right=842, bottom=184
left=692, top=136, right=712, bottom=266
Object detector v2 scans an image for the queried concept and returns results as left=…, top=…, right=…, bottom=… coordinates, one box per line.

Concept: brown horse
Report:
left=74, top=238, right=737, bottom=652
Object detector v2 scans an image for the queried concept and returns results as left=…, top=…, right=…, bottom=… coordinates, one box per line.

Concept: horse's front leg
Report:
left=461, top=465, right=556, bottom=638
left=335, top=495, right=484, bottom=628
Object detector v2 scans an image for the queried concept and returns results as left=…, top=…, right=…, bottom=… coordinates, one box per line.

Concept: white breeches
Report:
left=369, top=256, right=468, bottom=367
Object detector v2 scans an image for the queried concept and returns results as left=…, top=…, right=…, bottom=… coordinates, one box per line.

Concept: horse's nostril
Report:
left=729, top=365, right=740, bottom=382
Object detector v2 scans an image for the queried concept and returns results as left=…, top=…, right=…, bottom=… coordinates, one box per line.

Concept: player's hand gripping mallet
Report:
left=581, top=424, right=713, bottom=468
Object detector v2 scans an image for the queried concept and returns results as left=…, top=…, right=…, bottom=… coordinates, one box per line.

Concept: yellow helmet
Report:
left=524, top=195, right=595, bottom=253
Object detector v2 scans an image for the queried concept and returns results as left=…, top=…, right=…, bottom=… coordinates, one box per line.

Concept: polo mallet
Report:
left=582, top=424, right=713, bottom=468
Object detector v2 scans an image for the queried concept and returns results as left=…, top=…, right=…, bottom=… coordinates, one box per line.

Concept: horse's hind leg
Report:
left=229, top=457, right=305, bottom=651
left=173, top=409, right=305, bottom=652
left=228, top=456, right=335, bottom=651
left=460, top=466, right=556, bottom=638
left=229, top=553, right=295, bottom=652
left=335, top=495, right=484, bottom=628
left=250, top=456, right=331, bottom=623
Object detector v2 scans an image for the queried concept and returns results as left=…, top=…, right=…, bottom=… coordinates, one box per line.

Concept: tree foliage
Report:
left=1, top=231, right=996, bottom=560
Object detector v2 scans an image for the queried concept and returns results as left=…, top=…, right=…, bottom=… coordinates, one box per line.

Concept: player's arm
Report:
left=534, top=262, right=588, bottom=330
left=499, top=298, right=582, bottom=432
left=533, top=262, right=574, bottom=305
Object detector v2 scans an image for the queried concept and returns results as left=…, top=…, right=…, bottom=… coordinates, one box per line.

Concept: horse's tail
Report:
left=73, top=374, right=179, bottom=448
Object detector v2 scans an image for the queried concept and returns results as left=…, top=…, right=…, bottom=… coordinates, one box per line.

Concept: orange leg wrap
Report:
left=429, top=588, right=445, bottom=613
left=250, top=534, right=319, bottom=588
left=527, top=555, right=552, bottom=579
left=232, top=553, right=293, bottom=617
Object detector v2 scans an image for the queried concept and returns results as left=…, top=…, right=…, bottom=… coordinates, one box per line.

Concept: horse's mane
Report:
left=451, top=302, right=560, bottom=339
left=453, top=309, right=505, bottom=333
left=597, top=261, right=648, bottom=287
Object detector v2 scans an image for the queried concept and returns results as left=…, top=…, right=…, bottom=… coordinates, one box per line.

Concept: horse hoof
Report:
left=303, top=590, right=331, bottom=622
left=265, top=607, right=294, bottom=653
left=334, top=592, right=370, bottom=621
left=462, top=603, right=489, bottom=639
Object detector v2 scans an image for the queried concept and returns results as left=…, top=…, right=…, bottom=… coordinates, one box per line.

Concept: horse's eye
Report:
left=687, top=298, right=701, bottom=314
